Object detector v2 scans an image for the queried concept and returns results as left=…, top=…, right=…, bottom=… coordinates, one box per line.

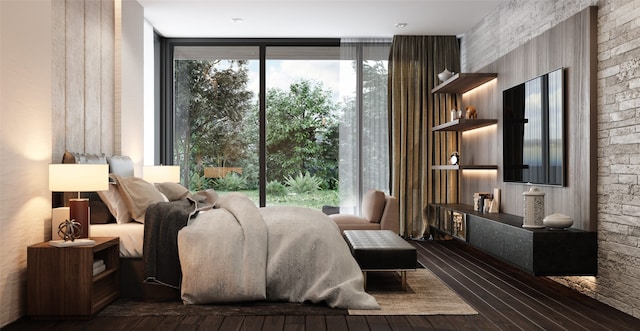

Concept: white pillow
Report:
left=97, top=183, right=132, bottom=224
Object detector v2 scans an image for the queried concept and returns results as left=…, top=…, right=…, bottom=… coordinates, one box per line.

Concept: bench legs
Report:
left=363, top=271, right=367, bottom=289
left=362, top=270, right=408, bottom=291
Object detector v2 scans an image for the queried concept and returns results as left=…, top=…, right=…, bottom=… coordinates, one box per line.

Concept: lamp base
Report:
left=69, top=198, right=89, bottom=239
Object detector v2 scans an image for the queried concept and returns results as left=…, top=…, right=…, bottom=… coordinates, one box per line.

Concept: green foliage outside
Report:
left=174, top=59, right=340, bottom=194
left=217, top=189, right=339, bottom=210
left=266, top=80, right=339, bottom=189
left=189, top=171, right=212, bottom=192
left=266, top=181, right=287, bottom=196
left=174, top=59, right=255, bottom=187
left=214, top=172, right=247, bottom=191
left=284, top=171, right=323, bottom=194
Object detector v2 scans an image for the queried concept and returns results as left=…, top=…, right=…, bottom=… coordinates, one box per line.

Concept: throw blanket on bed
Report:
left=143, top=197, right=212, bottom=288
left=177, top=193, right=379, bottom=310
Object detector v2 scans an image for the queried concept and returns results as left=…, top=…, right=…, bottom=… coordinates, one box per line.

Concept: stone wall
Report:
left=460, top=0, right=640, bottom=318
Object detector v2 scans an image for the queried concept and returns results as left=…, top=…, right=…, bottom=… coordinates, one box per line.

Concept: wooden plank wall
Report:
left=459, top=7, right=597, bottom=231
left=52, top=0, right=115, bottom=162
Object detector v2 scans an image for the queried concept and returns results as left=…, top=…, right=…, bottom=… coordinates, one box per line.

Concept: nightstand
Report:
left=27, top=237, right=119, bottom=319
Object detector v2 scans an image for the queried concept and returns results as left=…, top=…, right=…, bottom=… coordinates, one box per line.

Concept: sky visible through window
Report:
left=248, top=60, right=356, bottom=104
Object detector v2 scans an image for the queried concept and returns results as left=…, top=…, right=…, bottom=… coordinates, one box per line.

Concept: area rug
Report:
left=100, top=268, right=476, bottom=317
left=349, top=268, right=478, bottom=315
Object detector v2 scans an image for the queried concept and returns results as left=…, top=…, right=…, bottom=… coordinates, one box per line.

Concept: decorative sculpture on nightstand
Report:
left=57, top=219, right=82, bottom=241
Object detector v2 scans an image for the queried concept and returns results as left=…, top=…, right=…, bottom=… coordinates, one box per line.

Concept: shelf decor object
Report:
left=49, top=164, right=109, bottom=239
left=543, top=213, right=573, bottom=230
left=522, top=187, right=545, bottom=228
left=450, top=151, right=460, bottom=165
left=437, top=68, right=454, bottom=82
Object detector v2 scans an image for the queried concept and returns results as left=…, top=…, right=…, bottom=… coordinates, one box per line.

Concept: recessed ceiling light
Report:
left=231, top=18, right=243, bottom=23
left=395, top=23, right=408, bottom=28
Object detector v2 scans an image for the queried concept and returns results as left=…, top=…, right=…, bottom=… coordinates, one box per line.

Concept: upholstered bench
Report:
left=343, top=230, right=417, bottom=290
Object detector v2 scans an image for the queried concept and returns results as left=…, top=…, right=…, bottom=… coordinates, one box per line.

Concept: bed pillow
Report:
left=155, top=182, right=190, bottom=201
left=89, top=200, right=116, bottom=224
left=112, top=174, right=167, bottom=222
left=97, top=182, right=133, bottom=224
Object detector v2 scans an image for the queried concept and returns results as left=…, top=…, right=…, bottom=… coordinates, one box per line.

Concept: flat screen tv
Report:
left=503, top=68, right=564, bottom=186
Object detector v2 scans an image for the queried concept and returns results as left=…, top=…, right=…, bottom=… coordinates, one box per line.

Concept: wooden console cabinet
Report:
left=429, top=204, right=597, bottom=276
left=27, top=237, right=119, bottom=319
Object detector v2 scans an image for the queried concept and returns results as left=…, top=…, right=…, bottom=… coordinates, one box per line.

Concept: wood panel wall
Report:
left=458, top=7, right=597, bottom=231
left=52, top=0, right=115, bottom=162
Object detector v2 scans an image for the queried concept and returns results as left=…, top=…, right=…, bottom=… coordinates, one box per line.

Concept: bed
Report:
left=61, top=152, right=378, bottom=309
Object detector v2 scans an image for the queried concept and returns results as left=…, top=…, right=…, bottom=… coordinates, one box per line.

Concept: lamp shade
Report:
left=49, top=164, right=109, bottom=192
left=143, top=165, right=180, bottom=183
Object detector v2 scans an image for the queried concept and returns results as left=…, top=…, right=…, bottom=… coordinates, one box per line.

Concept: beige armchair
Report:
left=329, top=189, right=399, bottom=234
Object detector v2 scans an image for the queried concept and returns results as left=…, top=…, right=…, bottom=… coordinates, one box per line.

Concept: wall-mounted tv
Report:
left=503, top=68, right=564, bottom=186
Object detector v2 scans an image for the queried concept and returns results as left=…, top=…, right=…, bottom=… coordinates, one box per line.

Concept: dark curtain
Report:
left=388, top=36, right=460, bottom=238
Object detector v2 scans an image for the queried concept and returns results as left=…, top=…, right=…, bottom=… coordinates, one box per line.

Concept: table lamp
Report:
left=49, top=164, right=109, bottom=240
left=143, top=165, right=180, bottom=183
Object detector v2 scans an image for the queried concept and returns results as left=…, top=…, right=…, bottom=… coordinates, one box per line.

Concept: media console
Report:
left=428, top=203, right=597, bottom=276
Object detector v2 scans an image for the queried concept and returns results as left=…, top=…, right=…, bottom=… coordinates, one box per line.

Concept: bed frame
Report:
left=120, top=258, right=179, bottom=300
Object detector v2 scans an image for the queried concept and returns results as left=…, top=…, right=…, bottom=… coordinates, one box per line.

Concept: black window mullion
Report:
left=259, top=45, right=266, bottom=207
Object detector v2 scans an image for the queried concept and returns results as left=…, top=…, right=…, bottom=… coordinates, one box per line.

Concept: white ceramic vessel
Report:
left=522, top=187, right=545, bottom=228
left=438, top=69, right=454, bottom=82
left=543, top=213, right=573, bottom=230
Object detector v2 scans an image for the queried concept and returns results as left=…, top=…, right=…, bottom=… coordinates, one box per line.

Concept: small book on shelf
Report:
left=93, top=263, right=106, bottom=276
left=93, top=259, right=104, bottom=269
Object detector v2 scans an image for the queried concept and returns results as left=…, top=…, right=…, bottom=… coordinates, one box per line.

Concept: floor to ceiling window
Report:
left=264, top=46, right=341, bottom=209
left=160, top=39, right=390, bottom=212
left=171, top=45, right=260, bottom=204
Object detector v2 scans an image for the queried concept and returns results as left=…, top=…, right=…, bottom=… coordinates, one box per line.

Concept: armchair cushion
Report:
left=330, top=214, right=382, bottom=231
left=362, top=189, right=386, bottom=223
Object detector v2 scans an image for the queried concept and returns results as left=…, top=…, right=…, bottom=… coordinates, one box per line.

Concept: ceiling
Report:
left=138, top=0, right=507, bottom=39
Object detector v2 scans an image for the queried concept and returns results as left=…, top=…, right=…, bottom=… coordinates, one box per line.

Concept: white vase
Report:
left=522, top=187, right=545, bottom=228
left=438, top=68, right=454, bottom=82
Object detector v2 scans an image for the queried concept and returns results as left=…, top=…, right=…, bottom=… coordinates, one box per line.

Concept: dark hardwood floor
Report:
left=5, top=239, right=639, bottom=331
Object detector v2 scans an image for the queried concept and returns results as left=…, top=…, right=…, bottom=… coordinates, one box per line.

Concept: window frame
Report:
left=157, top=38, right=339, bottom=207
left=156, top=37, right=390, bottom=207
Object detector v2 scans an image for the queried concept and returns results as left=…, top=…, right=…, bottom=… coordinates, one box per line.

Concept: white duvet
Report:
left=177, top=193, right=379, bottom=310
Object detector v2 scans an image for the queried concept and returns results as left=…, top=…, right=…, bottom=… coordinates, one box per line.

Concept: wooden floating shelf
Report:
left=432, top=118, right=498, bottom=132
left=432, top=73, right=498, bottom=94
left=432, top=165, right=498, bottom=170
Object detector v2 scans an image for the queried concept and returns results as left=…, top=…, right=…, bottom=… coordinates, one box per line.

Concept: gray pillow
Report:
left=155, top=182, right=190, bottom=201
left=112, top=174, right=167, bottom=222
